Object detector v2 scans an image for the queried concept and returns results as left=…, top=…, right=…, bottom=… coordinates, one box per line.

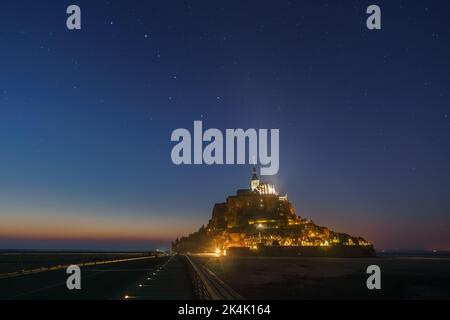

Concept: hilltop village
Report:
left=173, top=167, right=374, bottom=257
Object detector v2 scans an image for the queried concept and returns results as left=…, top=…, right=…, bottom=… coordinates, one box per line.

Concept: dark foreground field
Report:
left=0, top=252, right=151, bottom=274
left=0, top=253, right=175, bottom=300
left=193, top=255, right=450, bottom=300
left=3, top=252, right=450, bottom=300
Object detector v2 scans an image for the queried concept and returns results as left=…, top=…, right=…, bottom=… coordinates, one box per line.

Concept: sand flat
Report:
left=193, top=255, right=450, bottom=299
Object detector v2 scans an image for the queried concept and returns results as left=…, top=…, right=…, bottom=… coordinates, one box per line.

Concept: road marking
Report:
left=3, top=257, right=170, bottom=300
left=0, top=256, right=156, bottom=279
left=123, top=255, right=176, bottom=300
left=83, top=269, right=157, bottom=272
left=5, top=270, right=104, bottom=300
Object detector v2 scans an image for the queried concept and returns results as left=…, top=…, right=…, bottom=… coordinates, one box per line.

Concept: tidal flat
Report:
left=195, top=255, right=450, bottom=300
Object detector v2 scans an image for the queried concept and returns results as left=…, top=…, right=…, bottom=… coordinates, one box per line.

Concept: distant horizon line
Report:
left=0, top=248, right=170, bottom=253
left=1, top=248, right=449, bottom=254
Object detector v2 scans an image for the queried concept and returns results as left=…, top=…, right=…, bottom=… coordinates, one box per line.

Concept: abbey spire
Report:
left=251, top=165, right=260, bottom=191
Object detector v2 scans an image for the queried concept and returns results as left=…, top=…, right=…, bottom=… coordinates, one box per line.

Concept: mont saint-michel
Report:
left=173, top=167, right=375, bottom=257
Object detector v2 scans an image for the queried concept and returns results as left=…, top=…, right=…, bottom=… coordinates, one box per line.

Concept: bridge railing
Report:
left=183, top=254, right=243, bottom=300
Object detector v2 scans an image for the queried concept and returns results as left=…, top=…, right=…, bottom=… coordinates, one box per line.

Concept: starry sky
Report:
left=0, top=0, right=449, bottom=251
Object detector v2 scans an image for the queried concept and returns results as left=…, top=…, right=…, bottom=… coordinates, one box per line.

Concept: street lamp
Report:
left=257, top=224, right=263, bottom=243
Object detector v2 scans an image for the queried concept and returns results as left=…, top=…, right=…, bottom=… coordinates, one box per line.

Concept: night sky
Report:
left=0, top=0, right=449, bottom=251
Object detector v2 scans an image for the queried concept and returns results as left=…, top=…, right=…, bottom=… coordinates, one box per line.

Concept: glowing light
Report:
left=320, top=240, right=330, bottom=247
left=255, top=183, right=278, bottom=195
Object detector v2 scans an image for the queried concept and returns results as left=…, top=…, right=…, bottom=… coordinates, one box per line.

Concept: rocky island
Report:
left=173, top=167, right=375, bottom=257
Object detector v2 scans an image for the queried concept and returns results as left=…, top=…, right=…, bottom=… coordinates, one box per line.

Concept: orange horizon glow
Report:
left=1, top=210, right=449, bottom=251
left=0, top=211, right=200, bottom=244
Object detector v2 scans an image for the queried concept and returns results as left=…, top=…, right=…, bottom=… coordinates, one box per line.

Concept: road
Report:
left=3, top=253, right=449, bottom=300
left=0, top=255, right=195, bottom=300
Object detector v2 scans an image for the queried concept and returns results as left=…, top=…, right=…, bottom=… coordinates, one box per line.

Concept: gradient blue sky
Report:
left=0, top=0, right=449, bottom=251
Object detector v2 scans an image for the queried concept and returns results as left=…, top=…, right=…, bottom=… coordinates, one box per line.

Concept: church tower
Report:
left=250, top=165, right=259, bottom=191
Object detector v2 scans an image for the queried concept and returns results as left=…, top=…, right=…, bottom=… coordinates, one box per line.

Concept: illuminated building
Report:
left=173, top=167, right=374, bottom=257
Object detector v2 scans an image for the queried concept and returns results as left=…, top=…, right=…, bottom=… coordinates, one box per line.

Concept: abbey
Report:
left=173, top=166, right=375, bottom=257
left=170, top=121, right=279, bottom=175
